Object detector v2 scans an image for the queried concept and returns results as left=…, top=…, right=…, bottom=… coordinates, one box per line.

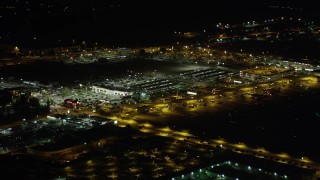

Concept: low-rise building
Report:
left=92, top=86, right=133, bottom=96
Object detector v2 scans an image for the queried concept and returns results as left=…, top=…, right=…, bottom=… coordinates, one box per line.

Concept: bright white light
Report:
left=187, top=91, right=197, bottom=95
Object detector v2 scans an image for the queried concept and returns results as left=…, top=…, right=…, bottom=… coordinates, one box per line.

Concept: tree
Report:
left=160, top=47, right=166, bottom=53
left=0, top=90, right=11, bottom=106
left=28, top=97, right=40, bottom=108
left=46, top=99, right=51, bottom=113
left=138, top=49, right=146, bottom=57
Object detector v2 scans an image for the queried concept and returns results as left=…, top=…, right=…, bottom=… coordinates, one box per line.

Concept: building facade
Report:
left=91, top=86, right=133, bottom=96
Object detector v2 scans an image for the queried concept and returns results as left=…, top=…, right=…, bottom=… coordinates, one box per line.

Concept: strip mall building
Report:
left=91, top=86, right=133, bottom=96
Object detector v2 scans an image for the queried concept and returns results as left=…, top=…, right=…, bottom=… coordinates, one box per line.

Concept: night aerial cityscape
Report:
left=1, top=0, right=320, bottom=179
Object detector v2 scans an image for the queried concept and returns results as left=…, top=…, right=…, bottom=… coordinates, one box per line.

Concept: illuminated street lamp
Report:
left=14, top=46, right=19, bottom=56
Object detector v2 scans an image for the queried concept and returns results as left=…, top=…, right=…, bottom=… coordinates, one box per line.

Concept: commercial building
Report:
left=91, top=86, right=133, bottom=96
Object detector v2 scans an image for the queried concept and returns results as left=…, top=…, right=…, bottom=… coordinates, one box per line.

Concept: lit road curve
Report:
left=113, top=117, right=320, bottom=172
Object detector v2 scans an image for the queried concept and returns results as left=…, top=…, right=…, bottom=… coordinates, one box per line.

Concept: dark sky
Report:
left=1, top=0, right=319, bottom=47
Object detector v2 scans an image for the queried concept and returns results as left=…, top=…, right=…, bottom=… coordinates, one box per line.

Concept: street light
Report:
left=14, top=46, right=19, bottom=55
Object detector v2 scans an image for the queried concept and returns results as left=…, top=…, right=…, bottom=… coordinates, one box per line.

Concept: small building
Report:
left=64, top=99, right=81, bottom=108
